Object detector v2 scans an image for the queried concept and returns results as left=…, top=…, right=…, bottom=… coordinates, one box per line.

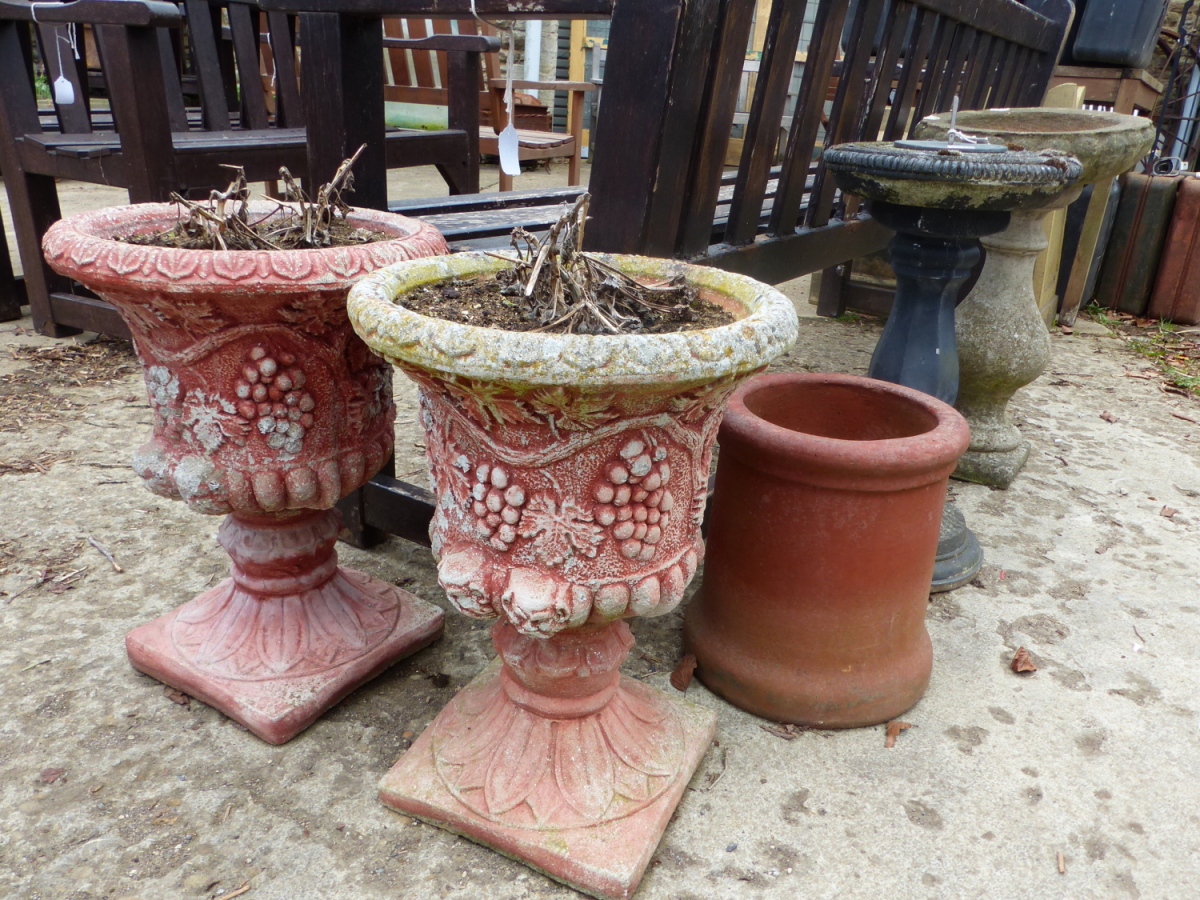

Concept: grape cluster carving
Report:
left=471, top=464, right=527, bottom=552
left=234, top=346, right=314, bottom=454
left=593, top=438, right=675, bottom=562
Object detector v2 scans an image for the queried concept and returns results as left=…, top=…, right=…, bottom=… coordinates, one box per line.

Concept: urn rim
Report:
left=42, top=201, right=448, bottom=294
left=719, top=372, right=970, bottom=491
left=346, top=251, right=799, bottom=387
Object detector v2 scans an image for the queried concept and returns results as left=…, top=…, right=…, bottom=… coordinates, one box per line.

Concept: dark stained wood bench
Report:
left=243, top=0, right=1073, bottom=549
left=0, top=0, right=497, bottom=337
left=0, top=0, right=1072, bottom=548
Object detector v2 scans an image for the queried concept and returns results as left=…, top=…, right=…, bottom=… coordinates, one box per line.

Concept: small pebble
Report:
left=726, top=843, right=737, bottom=853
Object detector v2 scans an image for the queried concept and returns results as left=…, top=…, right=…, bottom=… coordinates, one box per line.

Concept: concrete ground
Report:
left=2, top=163, right=1199, bottom=900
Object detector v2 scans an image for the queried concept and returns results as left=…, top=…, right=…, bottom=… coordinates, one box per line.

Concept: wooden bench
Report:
left=237, top=0, right=1072, bottom=548
left=0, top=0, right=1071, bottom=544
left=0, top=0, right=497, bottom=337
left=382, top=17, right=595, bottom=191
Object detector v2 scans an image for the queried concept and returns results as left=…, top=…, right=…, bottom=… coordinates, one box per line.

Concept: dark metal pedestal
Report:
left=866, top=201, right=1010, bottom=592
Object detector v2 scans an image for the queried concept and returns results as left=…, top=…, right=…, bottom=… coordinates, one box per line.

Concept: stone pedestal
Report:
left=380, top=621, right=715, bottom=900
left=867, top=201, right=1010, bottom=591
left=913, top=108, right=1156, bottom=487
left=823, top=143, right=1082, bottom=591
left=127, top=510, right=444, bottom=743
left=953, top=209, right=1056, bottom=487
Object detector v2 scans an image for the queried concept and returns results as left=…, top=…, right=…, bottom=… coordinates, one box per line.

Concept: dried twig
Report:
left=87, top=536, right=123, bottom=573
left=127, top=147, right=374, bottom=252
left=493, top=193, right=701, bottom=335
left=213, top=882, right=252, bottom=900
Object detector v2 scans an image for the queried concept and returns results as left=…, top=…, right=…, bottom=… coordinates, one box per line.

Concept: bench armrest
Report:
left=383, top=33, right=500, bottom=53
left=0, top=0, right=182, bottom=26
left=489, top=78, right=596, bottom=92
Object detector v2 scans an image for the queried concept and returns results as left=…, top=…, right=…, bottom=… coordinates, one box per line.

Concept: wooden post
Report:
left=566, top=19, right=586, bottom=136
left=1030, top=81, right=1085, bottom=327
left=299, top=12, right=387, bottom=209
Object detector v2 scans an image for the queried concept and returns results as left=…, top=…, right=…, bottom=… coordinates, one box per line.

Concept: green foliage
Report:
left=1084, top=302, right=1119, bottom=329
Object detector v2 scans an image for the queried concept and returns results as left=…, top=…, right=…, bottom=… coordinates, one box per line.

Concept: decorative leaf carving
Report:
left=527, top=386, right=620, bottom=432
left=277, top=295, right=336, bottom=335
left=168, top=298, right=229, bottom=336
left=171, top=567, right=400, bottom=680
left=667, top=377, right=739, bottom=424
left=257, top=595, right=309, bottom=674
left=442, top=378, right=538, bottom=429
left=554, top=717, right=615, bottom=819
left=430, top=666, right=688, bottom=830
left=484, top=714, right=553, bottom=815
left=517, top=494, right=602, bottom=567
left=182, top=390, right=250, bottom=452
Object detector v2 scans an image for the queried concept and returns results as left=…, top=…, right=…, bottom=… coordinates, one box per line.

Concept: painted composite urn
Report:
left=348, top=251, right=797, bottom=900
left=42, top=203, right=450, bottom=744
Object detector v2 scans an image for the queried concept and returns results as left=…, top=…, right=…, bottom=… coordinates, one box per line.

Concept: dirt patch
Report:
left=1, top=339, right=137, bottom=433
left=902, top=800, right=945, bottom=830
left=1085, top=305, right=1200, bottom=399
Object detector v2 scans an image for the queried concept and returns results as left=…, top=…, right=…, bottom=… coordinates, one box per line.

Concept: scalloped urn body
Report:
left=349, top=251, right=798, bottom=900
left=42, top=203, right=450, bottom=743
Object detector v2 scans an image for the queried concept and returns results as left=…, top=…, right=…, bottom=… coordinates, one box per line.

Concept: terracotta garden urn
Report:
left=913, top=108, right=1154, bottom=487
left=347, top=251, right=797, bottom=900
left=683, top=372, right=969, bottom=727
left=41, top=203, right=450, bottom=744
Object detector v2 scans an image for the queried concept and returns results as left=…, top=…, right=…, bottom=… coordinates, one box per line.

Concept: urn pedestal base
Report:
left=952, top=440, right=1031, bottom=490
left=125, top=510, right=445, bottom=744
left=379, top=622, right=716, bottom=900
left=931, top=502, right=984, bottom=593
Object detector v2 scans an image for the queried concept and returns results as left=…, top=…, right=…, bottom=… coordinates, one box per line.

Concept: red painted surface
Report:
left=43, top=203, right=450, bottom=742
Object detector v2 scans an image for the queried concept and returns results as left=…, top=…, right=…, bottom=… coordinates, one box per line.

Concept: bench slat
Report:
left=724, top=0, right=807, bottom=246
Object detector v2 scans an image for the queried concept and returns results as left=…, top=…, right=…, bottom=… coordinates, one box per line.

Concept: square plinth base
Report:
left=379, top=661, right=717, bottom=900
left=125, top=583, right=444, bottom=745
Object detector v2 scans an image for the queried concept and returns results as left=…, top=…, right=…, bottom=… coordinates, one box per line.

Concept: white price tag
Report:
left=499, top=124, right=520, bottom=176
left=53, top=75, right=74, bottom=106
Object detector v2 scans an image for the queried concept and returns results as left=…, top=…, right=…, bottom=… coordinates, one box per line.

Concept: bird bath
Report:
left=823, top=142, right=1081, bottom=591
left=913, top=108, right=1154, bottom=488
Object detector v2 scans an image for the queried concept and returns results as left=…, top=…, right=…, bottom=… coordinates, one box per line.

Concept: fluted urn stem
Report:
left=953, top=209, right=1055, bottom=488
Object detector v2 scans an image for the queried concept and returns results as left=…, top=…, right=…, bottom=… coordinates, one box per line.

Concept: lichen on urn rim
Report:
left=347, top=251, right=799, bottom=388
left=822, top=143, right=1082, bottom=186
left=41, top=201, right=448, bottom=294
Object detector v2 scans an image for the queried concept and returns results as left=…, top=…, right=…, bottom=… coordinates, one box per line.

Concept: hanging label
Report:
left=499, top=124, right=520, bottom=176
left=498, top=28, right=520, bottom=177
left=53, top=75, right=74, bottom=106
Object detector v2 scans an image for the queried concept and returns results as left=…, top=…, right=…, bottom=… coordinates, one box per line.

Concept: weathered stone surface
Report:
left=914, top=109, right=1155, bottom=487
left=40, top=202, right=450, bottom=741
left=914, top=108, right=1155, bottom=185
left=821, top=142, right=1082, bottom=212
